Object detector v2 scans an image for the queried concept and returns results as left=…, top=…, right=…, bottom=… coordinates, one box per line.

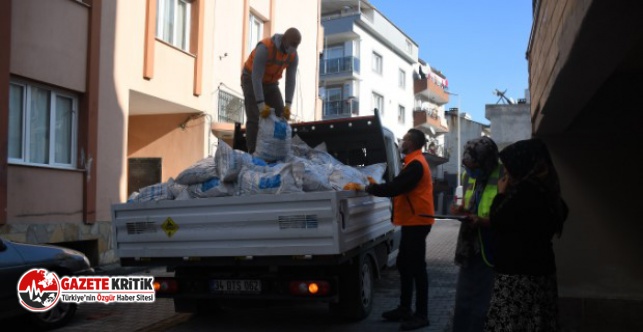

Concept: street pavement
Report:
left=50, top=219, right=461, bottom=332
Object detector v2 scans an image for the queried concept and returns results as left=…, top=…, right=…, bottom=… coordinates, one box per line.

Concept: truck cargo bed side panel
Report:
left=112, top=191, right=391, bottom=259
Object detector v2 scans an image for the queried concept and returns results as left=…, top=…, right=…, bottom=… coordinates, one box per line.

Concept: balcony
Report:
left=413, top=108, right=449, bottom=135
left=211, top=90, right=244, bottom=143
left=414, top=77, right=450, bottom=105
left=320, top=56, right=360, bottom=76
left=424, top=142, right=449, bottom=167
left=322, top=99, right=360, bottom=119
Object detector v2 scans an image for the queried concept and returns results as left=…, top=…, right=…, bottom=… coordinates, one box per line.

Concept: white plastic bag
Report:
left=237, top=163, right=302, bottom=195
left=215, top=140, right=253, bottom=182
left=290, top=156, right=334, bottom=192
left=187, top=177, right=234, bottom=198
left=308, top=143, right=343, bottom=166
left=174, top=156, right=217, bottom=185
left=291, top=134, right=313, bottom=158
left=254, top=109, right=292, bottom=162
left=132, top=181, right=174, bottom=202
left=358, top=162, right=388, bottom=184
left=329, top=164, right=370, bottom=191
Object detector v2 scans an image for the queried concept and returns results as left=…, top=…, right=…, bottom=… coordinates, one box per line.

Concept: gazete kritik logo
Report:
left=17, top=268, right=155, bottom=312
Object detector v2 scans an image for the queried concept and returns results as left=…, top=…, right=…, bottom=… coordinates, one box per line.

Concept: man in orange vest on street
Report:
left=366, top=128, right=435, bottom=331
left=241, top=27, right=301, bottom=154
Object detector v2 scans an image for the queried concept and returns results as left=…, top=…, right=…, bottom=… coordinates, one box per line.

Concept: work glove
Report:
left=259, top=102, right=271, bottom=118
left=283, top=103, right=292, bottom=121
left=343, top=182, right=364, bottom=191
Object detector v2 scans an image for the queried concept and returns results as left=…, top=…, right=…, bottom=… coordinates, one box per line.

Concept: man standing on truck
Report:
left=366, top=128, right=435, bottom=331
left=241, top=27, right=301, bottom=154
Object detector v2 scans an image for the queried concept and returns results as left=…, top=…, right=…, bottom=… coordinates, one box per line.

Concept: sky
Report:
left=367, top=0, right=533, bottom=124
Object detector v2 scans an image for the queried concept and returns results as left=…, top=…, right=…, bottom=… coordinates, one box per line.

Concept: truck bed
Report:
left=112, top=190, right=393, bottom=261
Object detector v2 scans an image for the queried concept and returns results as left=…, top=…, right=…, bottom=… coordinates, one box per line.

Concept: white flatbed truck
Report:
left=111, top=113, right=402, bottom=320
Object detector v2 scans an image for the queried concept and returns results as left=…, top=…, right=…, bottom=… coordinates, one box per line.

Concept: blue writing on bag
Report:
left=273, top=121, right=287, bottom=140
left=259, top=174, right=282, bottom=189
left=252, top=157, right=267, bottom=166
left=201, top=177, right=220, bottom=192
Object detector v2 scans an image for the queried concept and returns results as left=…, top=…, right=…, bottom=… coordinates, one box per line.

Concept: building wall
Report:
left=128, top=114, right=206, bottom=184
left=211, top=0, right=321, bottom=140
left=2, top=0, right=321, bottom=266
left=485, top=103, right=531, bottom=151
left=7, top=167, right=84, bottom=223
left=2, top=0, right=104, bottom=264
left=272, top=0, right=321, bottom=122
left=353, top=24, right=415, bottom=141
left=10, top=0, right=88, bottom=92
left=101, top=0, right=217, bottom=213
left=529, top=1, right=643, bottom=329
left=441, top=113, right=486, bottom=181
left=7, top=0, right=89, bottom=223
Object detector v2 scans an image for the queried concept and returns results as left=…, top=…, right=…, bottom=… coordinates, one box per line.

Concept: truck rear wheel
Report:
left=329, top=255, right=374, bottom=321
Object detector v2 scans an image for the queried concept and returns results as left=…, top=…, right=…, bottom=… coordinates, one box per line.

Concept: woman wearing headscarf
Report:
left=451, top=136, right=503, bottom=332
left=484, top=138, right=568, bottom=331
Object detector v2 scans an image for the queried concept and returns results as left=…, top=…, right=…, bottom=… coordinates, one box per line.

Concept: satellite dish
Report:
left=493, top=89, right=515, bottom=105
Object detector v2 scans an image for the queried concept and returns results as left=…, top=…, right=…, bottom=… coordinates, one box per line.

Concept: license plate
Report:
left=210, top=279, right=261, bottom=294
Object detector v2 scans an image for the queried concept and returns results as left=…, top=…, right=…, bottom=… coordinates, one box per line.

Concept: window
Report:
left=398, top=105, right=405, bottom=124
left=399, top=69, right=406, bottom=89
left=324, top=87, right=343, bottom=116
left=8, top=81, right=78, bottom=168
left=325, top=45, right=344, bottom=60
left=372, top=52, right=382, bottom=74
left=372, top=92, right=384, bottom=115
left=156, top=0, right=192, bottom=51
left=248, top=13, right=264, bottom=53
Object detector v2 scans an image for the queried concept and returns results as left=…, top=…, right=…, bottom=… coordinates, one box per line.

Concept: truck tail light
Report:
left=154, top=277, right=178, bottom=294
left=288, top=280, right=330, bottom=296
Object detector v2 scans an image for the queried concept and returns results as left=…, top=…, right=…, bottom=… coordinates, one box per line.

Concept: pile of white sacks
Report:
left=128, top=111, right=387, bottom=203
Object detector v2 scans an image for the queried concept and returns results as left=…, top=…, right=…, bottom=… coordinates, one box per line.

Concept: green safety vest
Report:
left=462, top=164, right=503, bottom=218
left=461, top=163, right=503, bottom=267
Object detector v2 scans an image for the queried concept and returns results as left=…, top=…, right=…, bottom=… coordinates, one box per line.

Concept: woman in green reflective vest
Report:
left=451, top=136, right=502, bottom=332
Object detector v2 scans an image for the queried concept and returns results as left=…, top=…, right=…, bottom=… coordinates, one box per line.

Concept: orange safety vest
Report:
left=244, top=36, right=296, bottom=84
left=393, top=150, right=435, bottom=226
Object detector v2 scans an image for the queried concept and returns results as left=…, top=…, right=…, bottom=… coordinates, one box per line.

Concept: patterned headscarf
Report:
left=462, top=136, right=499, bottom=178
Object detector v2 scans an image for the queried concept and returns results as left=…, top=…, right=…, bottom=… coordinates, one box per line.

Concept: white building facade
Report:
left=320, top=1, right=418, bottom=141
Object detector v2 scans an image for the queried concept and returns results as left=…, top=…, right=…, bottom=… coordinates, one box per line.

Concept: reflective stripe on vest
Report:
left=462, top=164, right=504, bottom=267
left=244, top=37, right=294, bottom=84
left=462, top=164, right=503, bottom=218
left=393, top=150, right=435, bottom=226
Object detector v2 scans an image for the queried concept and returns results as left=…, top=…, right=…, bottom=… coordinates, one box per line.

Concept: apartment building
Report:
left=319, top=0, right=422, bottom=142
left=412, top=59, right=450, bottom=169
left=0, top=0, right=321, bottom=266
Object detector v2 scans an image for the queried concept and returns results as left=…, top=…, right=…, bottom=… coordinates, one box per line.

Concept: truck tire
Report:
left=329, top=254, right=374, bottom=321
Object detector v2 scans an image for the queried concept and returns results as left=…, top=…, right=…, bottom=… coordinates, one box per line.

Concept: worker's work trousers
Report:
left=397, top=225, right=432, bottom=318
left=452, top=252, right=495, bottom=332
left=241, top=73, right=284, bottom=154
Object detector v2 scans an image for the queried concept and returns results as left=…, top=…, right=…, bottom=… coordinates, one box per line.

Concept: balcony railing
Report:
left=320, top=56, right=360, bottom=76
left=218, top=90, right=244, bottom=124
left=413, top=108, right=449, bottom=134
left=323, top=99, right=360, bottom=118
left=414, top=77, right=450, bottom=105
